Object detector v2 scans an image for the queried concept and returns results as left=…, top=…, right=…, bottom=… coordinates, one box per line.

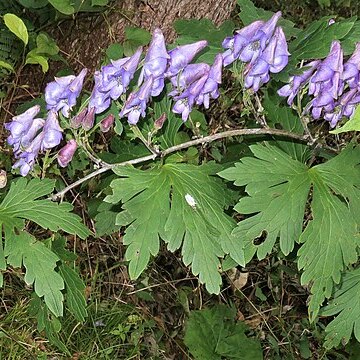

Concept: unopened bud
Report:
left=100, top=114, right=115, bottom=133
left=154, top=113, right=167, bottom=130
left=82, top=107, right=95, bottom=131
left=70, top=107, right=87, bottom=129
left=57, top=139, right=77, bottom=167
left=0, top=170, right=7, bottom=188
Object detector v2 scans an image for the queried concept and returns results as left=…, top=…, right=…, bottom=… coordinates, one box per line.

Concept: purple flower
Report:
left=88, top=72, right=112, bottom=114
left=5, top=105, right=42, bottom=153
left=41, top=110, right=63, bottom=150
left=165, top=40, right=208, bottom=78
left=244, top=59, right=271, bottom=92
left=58, top=139, right=77, bottom=167
left=172, top=75, right=208, bottom=121
left=13, top=132, right=44, bottom=176
left=45, top=68, right=87, bottom=117
left=196, top=54, right=223, bottom=108
left=100, top=113, right=115, bottom=132
left=239, top=12, right=282, bottom=64
left=261, top=27, right=289, bottom=74
left=222, top=20, right=264, bottom=66
left=139, top=28, right=169, bottom=96
left=309, top=41, right=343, bottom=99
left=120, top=76, right=153, bottom=125
left=278, top=60, right=320, bottom=105
left=324, top=88, right=360, bottom=127
left=343, top=43, right=360, bottom=89
left=169, top=63, right=210, bottom=95
left=310, top=91, right=335, bottom=119
left=89, top=47, right=142, bottom=114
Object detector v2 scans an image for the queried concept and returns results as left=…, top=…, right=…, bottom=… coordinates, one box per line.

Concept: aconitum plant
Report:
left=5, top=6, right=360, bottom=354
left=6, top=12, right=360, bottom=175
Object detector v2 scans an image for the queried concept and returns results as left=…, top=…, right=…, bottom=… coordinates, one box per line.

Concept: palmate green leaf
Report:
left=105, top=163, right=242, bottom=294
left=237, top=0, right=300, bottom=38
left=298, top=145, right=360, bottom=321
left=219, top=144, right=360, bottom=321
left=219, top=144, right=311, bottom=261
left=184, top=305, right=263, bottom=360
left=4, top=231, right=64, bottom=317
left=320, top=267, right=360, bottom=349
left=289, top=16, right=356, bottom=60
left=0, top=178, right=90, bottom=239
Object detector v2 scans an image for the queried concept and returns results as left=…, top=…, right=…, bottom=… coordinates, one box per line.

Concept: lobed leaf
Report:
left=0, top=178, right=90, bottom=239
left=5, top=231, right=64, bottom=317
left=184, top=305, right=263, bottom=360
left=219, top=144, right=360, bottom=321
left=105, top=163, right=241, bottom=294
left=321, top=267, right=360, bottom=349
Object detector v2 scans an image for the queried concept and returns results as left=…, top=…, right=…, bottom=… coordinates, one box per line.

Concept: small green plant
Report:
left=184, top=305, right=263, bottom=359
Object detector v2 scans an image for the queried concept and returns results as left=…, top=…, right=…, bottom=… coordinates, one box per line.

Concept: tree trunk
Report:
left=55, top=0, right=236, bottom=72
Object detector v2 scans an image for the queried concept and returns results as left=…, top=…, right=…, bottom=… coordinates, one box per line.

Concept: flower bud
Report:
left=82, top=107, right=95, bottom=131
left=0, top=170, right=7, bottom=189
left=154, top=113, right=167, bottom=130
left=71, top=107, right=87, bottom=129
left=100, top=113, right=115, bottom=133
left=57, top=139, right=77, bottom=167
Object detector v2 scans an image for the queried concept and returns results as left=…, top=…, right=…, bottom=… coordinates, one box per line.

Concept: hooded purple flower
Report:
left=244, top=26, right=289, bottom=92
left=310, top=91, right=335, bottom=119
left=5, top=105, right=42, bottom=153
left=324, top=88, right=360, bottom=127
left=45, top=68, right=87, bottom=117
left=139, top=29, right=169, bottom=96
left=196, top=54, right=223, bottom=108
left=172, top=75, right=208, bottom=121
left=244, top=59, right=271, bottom=92
left=120, top=76, right=154, bottom=125
left=89, top=47, right=142, bottom=114
left=222, top=20, right=264, bottom=66
left=169, top=63, right=210, bottom=95
left=165, top=40, right=208, bottom=78
left=278, top=60, right=320, bottom=105
left=58, top=139, right=77, bottom=167
left=343, top=43, right=360, bottom=89
left=13, top=132, right=44, bottom=176
left=41, top=110, right=63, bottom=150
left=261, top=27, right=289, bottom=73
left=239, top=12, right=282, bottom=64
left=309, top=41, right=344, bottom=99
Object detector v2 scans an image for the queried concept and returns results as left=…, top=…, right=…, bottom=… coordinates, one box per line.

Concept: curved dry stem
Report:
left=50, top=127, right=311, bottom=201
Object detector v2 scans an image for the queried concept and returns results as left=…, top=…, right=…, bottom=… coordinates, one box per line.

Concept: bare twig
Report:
left=50, top=127, right=309, bottom=201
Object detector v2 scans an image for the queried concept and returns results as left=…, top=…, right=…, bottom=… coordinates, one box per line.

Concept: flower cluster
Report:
left=5, top=106, right=63, bottom=176
left=278, top=41, right=360, bottom=127
left=222, top=12, right=289, bottom=91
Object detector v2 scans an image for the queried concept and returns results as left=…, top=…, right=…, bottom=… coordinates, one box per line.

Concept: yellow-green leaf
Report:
left=3, top=13, right=28, bottom=45
left=330, top=105, right=360, bottom=134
